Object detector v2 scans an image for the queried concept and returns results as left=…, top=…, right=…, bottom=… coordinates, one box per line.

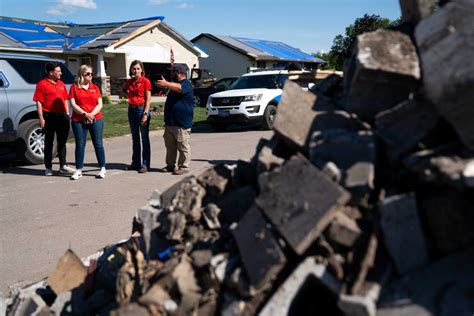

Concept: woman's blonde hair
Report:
left=75, top=64, right=93, bottom=87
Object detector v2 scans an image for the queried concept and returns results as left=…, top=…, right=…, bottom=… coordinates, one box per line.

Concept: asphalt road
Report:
left=0, top=125, right=271, bottom=297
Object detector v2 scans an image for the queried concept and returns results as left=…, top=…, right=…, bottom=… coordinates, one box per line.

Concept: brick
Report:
left=327, top=212, right=362, bottom=248
left=375, top=98, right=439, bottom=161
left=344, top=29, right=420, bottom=122
left=310, top=129, right=375, bottom=206
left=400, top=0, right=437, bottom=25
left=259, top=257, right=342, bottom=316
left=380, top=194, right=429, bottom=275
left=233, top=205, right=286, bottom=290
left=256, top=155, right=350, bottom=255
left=256, top=144, right=285, bottom=174
left=273, top=80, right=335, bottom=152
left=415, top=0, right=474, bottom=149
left=197, top=164, right=231, bottom=196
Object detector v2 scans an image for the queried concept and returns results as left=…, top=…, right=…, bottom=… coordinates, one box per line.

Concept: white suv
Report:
left=206, top=70, right=290, bottom=131
left=0, top=53, right=74, bottom=163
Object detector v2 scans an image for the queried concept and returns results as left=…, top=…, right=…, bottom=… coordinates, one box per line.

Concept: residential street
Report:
left=0, top=126, right=271, bottom=297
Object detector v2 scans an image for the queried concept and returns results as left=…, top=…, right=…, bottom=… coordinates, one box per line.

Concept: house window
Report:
left=257, top=61, right=266, bottom=69
left=81, top=57, right=92, bottom=66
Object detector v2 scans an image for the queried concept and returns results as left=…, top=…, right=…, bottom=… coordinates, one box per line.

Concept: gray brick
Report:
left=415, top=0, right=474, bottom=148
left=256, top=155, right=350, bottom=255
left=380, top=194, right=429, bottom=275
left=233, top=205, right=286, bottom=290
left=344, top=29, right=420, bottom=122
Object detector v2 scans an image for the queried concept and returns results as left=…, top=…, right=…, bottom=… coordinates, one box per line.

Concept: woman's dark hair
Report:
left=45, top=62, right=61, bottom=75
left=129, top=60, right=145, bottom=78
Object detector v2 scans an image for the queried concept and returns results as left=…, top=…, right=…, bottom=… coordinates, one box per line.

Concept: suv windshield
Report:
left=229, top=73, right=288, bottom=90
left=6, top=59, right=74, bottom=84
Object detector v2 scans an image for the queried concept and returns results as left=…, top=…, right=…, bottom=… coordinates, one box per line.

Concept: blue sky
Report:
left=0, top=0, right=401, bottom=54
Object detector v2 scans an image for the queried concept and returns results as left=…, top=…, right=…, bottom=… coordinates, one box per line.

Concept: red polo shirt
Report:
left=69, top=83, right=103, bottom=122
left=33, top=78, right=68, bottom=113
left=123, top=76, right=151, bottom=106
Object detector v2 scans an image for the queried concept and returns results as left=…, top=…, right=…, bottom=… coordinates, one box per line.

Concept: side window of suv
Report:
left=6, top=59, right=74, bottom=84
left=0, top=72, right=9, bottom=88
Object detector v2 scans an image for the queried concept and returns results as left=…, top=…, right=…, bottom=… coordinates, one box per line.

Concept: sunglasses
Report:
left=84, top=72, right=93, bottom=76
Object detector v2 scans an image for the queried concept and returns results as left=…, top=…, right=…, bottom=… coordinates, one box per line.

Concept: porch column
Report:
left=95, top=53, right=110, bottom=96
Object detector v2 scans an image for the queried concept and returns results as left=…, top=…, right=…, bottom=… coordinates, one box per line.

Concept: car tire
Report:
left=194, top=95, right=202, bottom=107
left=210, top=123, right=228, bottom=132
left=262, top=105, right=277, bottom=130
left=16, top=119, right=56, bottom=164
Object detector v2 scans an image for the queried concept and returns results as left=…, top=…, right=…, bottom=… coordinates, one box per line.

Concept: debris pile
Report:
left=4, top=0, right=474, bottom=315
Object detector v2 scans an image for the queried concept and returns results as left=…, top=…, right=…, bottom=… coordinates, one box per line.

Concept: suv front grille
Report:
left=212, top=97, right=244, bottom=107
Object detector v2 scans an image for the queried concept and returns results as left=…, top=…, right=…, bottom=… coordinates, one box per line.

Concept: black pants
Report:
left=43, top=112, right=70, bottom=169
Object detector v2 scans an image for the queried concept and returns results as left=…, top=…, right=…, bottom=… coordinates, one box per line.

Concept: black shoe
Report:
left=173, top=168, right=190, bottom=175
left=138, top=166, right=149, bottom=173
left=160, top=166, right=175, bottom=173
left=125, top=164, right=140, bottom=171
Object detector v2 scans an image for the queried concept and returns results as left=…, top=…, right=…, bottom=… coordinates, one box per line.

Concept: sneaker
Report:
left=96, top=167, right=106, bottom=179
left=59, top=164, right=76, bottom=174
left=160, top=166, right=175, bottom=173
left=70, top=170, right=82, bottom=180
left=173, top=168, right=189, bottom=175
left=138, top=166, right=149, bottom=173
left=45, top=168, right=53, bottom=176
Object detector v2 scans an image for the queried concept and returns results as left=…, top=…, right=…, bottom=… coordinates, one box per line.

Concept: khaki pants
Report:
left=163, top=126, right=191, bottom=169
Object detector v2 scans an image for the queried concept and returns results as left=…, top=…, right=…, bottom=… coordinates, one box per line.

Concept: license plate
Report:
left=218, top=110, right=230, bottom=118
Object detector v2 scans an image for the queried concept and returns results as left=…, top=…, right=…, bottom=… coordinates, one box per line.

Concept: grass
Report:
left=100, top=102, right=207, bottom=138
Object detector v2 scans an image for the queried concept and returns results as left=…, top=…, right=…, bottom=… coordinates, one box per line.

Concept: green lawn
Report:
left=101, top=102, right=206, bottom=138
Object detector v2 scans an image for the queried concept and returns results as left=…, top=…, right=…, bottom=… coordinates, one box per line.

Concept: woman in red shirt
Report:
left=69, top=65, right=106, bottom=180
left=123, top=60, right=152, bottom=173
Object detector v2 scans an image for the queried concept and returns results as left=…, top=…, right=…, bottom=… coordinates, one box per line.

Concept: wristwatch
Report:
left=143, top=112, right=148, bottom=116
left=82, top=112, right=87, bottom=116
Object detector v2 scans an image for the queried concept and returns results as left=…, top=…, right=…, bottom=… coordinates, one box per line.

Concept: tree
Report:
left=327, top=14, right=398, bottom=70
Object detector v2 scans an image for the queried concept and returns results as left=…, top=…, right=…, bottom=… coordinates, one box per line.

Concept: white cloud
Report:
left=176, top=2, right=194, bottom=9
left=148, top=0, right=169, bottom=4
left=47, top=0, right=97, bottom=15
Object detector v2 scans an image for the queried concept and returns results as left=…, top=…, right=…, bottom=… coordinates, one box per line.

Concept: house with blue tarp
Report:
left=191, top=33, right=324, bottom=80
left=0, top=16, right=206, bottom=96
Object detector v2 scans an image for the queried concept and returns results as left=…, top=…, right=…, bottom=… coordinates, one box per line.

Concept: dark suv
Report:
left=0, top=52, right=74, bottom=163
left=193, top=77, right=238, bottom=107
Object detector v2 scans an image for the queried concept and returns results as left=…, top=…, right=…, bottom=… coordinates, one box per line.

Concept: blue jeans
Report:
left=71, top=119, right=106, bottom=169
left=128, top=105, right=151, bottom=168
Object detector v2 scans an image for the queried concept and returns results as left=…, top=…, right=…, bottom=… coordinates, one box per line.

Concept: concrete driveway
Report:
left=0, top=125, right=271, bottom=296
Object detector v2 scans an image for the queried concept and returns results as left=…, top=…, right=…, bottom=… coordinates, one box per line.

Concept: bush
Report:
left=102, top=96, right=110, bottom=104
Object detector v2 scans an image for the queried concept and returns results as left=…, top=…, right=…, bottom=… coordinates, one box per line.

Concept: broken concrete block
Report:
left=47, top=249, right=87, bottom=294
left=327, top=212, right=362, bottom=248
left=380, top=194, right=429, bottom=275
left=202, top=203, right=221, bottom=229
left=233, top=205, right=287, bottom=290
left=111, top=303, right=150, bottom=316
left=375, top=98, right=439, bottom=161
left=462, top=159, right=474, bottom=187
left=256, top=144, right=285, bottom=174
left=136, top=205, right=162, bottom=256
left=273, top=80, right=335, bottom=151
left=161, top=211, right=187, bottom=241
left=256, top=155, right=350, bottom=255
left=378, top=247, right=474, bottom=316
left=322, top=161, right=342, bottom=182
left=344, top=29, right=420, bottom=122
left=197, top=164, right=231, bottom=196
left=419, top=190, right=474, bottom=255
left=172, top=254, right=202, bottom=314
left=311, top=73, right=343, bottom=98
left=190, top=250, right=213, bottom=268
left=138, top=284, right=173, bottom=310
left=167, top=176, right=206, bottom=222
left=338, top=293, right=376, bottom=316
left=259, top=257, right=342, bottom=316
left=400, top=0, right=437, bottom=25
left=415, top=0, right=474, bottom=149
left=210, top=253, right=228, bottom=283
left=148, top=189, right=162, bottom=209
left=310, top=129, right=375, bottom=206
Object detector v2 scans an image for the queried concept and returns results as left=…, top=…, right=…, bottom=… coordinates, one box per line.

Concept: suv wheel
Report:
left=262, top=105, right=277, bottom=130
left=16, top=119, right=53, bottom=164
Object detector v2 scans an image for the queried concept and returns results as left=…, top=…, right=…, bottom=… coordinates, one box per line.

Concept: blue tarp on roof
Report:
left=233, top=36, right=324, bottom=62
left=0, top=19, right=65, bottom=48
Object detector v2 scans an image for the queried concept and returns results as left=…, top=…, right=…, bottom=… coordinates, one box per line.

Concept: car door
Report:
left=0, top=71, right=14, bottom=142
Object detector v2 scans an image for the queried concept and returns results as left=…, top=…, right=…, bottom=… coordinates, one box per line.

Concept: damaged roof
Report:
left=0, top=16, right=170, bottom=51
left=191, top=33, right=324, bottom=63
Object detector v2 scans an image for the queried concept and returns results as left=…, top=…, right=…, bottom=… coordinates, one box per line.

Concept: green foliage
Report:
left=102, top=96, right=110, bottom=104
left=327, top=14, right=400, bottom=70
